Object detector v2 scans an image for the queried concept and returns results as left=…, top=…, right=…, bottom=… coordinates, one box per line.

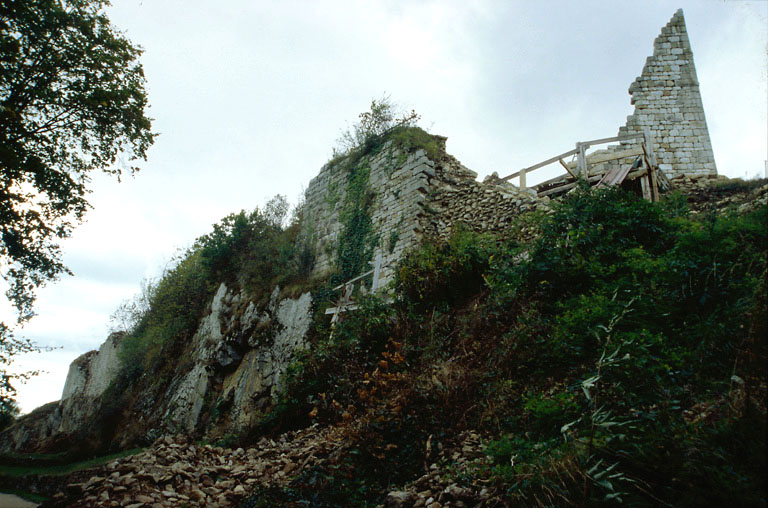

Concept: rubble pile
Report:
left=383, top=432, right=498, bottom=508
left=667, top=174, right=768, bottom=214
left=46, top=426, right=340, bottom=508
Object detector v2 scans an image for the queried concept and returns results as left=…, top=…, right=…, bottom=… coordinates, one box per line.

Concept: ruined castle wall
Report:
left=303, top=143, right=435, bottom=285
left=303, top=9, right=716, bottom=285
left=303, top=136, right=546, bottom=286
left=420, top=157, right=547, bottom=242
left=613, top=9, right=716, bottom=176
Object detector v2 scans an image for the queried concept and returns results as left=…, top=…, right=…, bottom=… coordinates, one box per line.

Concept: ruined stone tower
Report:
left=617, top=9, right=717, bottom=176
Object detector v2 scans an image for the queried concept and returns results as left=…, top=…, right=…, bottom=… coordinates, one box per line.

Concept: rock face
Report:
left=0, top=284, right=313, bottom=453
left=220, top=289, right=313, bottom=432
left=59, top=332, right=125, bottom=434
left=61, top=333, right=123, bottom=401
left=156, top=283, right=313, bottom=438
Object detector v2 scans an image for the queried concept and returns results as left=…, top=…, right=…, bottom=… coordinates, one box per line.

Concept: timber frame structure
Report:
left=503, top=128, right=669, bottom=202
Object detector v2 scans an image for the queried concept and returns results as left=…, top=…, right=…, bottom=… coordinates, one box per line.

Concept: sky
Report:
left=4, top=0, right=767, bottom=414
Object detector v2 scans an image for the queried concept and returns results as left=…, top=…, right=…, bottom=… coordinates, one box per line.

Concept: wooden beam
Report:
left=502, top=147, right=579, bottom=181
left=332, top=270, right=373, bottom=291
left=504, top=132, right=645, bottom=185
left=567, top=146, right=644, bottom=168
left=643, top=128, right=658, bottom=169
left=370, top=253, right=383, bottom=293
left=640, top=174, right=652, bottom=201
left=625, top=168, right=648, bottom=181
left=533, top=173, right=571, bottom=189
left=576, top=143, right=587, bottom=178
left=537, top=174, right=602, bottom=197
left=559, top=159, right=578, bottom=179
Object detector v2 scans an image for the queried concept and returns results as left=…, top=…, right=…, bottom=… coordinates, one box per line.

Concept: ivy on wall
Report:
left=337, top=162, right=378, bottom=280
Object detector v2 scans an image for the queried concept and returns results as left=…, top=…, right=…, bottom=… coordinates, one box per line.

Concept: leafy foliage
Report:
left=0, top=0, right=155, bottom=318
left=0, top=323, right=51, bottom=408
left=336, top=164, right=377, bottom=280
left=112, top=196, right=306, bottom=380
left=0, top=0, right=154, bottom=406
left=0, top=397, right=19, bottom=431
left=257, top=186, right=766, bottom=507
left=333, top=95, right=419, bottom=158
left=396, top=225, right=495, bottom=311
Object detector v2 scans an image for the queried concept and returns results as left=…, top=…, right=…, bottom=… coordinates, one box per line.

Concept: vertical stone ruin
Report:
left=617, top=8, right=717, bottom=177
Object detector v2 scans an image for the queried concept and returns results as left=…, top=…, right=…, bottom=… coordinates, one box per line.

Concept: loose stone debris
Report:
left=45, top=426, right=339, bottom=507
left=41, top=427, right=500, bottom=507
left=381, top=431, right=500, bottom=508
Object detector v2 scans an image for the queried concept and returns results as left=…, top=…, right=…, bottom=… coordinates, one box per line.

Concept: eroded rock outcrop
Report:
left=0, top=284, right=313, bottom=453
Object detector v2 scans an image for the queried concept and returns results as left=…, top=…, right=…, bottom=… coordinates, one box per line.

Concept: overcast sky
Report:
left=4, top=0, right=766, bottom=414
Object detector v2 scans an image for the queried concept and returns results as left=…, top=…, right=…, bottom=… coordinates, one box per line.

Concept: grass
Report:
left=0, top=448, right=143, bottom=477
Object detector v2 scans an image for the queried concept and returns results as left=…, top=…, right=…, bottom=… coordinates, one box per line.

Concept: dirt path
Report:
left=0, top=492, right=39, bottom=507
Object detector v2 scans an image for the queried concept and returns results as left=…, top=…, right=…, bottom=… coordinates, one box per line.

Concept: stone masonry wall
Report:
left=303, top=142, right=436, bottom=286
left=613, top=9, right=716, bottom=176
left=304, top=135, right=546, bottom=286
left=420, top=156, right=547, bottom=242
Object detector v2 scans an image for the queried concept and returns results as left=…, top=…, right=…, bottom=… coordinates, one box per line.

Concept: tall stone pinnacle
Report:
left=618, top=8, right=717, bottom=176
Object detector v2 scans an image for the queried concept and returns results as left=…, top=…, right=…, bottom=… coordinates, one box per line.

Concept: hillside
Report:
left=2, top=136, right=766, bottom=505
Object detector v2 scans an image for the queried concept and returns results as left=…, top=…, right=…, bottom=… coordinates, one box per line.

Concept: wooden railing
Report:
left=324, top=253, right=384, bottom=323
left=502, top=128, right=659, bottom=198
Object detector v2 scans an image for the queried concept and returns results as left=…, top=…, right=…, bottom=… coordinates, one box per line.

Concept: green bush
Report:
left=114, top=195, right=306, bottom=379
left=396, top=225, right=496, bottom=311
left=244, top=187, right=766, bottom=507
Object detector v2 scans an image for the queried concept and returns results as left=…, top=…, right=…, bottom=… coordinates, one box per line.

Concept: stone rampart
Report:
left=303, top=135, right=545, bottom=284
left=303, top=141, right=436, bottom=285
left=421, top=156, right=548, bottom=242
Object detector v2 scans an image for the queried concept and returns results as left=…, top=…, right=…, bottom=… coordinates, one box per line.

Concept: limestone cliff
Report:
left=0, top=283, right=313, bottom=454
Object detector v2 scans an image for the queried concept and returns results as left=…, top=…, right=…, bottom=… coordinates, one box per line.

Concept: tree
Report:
left=0, top=0, right=155, bottom=405
left=0, top=396, right=19, bottom=431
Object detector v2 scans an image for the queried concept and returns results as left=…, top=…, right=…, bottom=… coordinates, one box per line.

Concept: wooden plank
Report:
left=332, top=270, right=373, bottom=291
left=597, top=160, right=634, bottom=188
left=519, top=168, right=526, bottom=190
left=537, top=174, right=602, bottom=197
left=625, top=168, right=648, bottom=181
left=576, top=143, right=587, bottom=178
left=655, top=166, right=671, bottom=191
left=502, top=147, right=579, bottom=181
left=504, top=132, right=644, bottom=185
left=534, top=173, right=571, bottom=189
left=370, top=253, right=383, bottom=293
left=643, top=128, right=658, bottom=168
left=642, top=128, right=659, bottom=202
left=640, top=174, right=651, bottom=201
left=325, top=304, right=359, bottom=315
left=559, top=159, right=578, bottom=179
left=564, top=147, right=645, bottom=171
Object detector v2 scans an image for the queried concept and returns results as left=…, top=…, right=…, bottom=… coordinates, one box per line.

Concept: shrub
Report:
left=396, top=225, right=497, bottom=311
left=333, top=95, right=420, bottom=158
